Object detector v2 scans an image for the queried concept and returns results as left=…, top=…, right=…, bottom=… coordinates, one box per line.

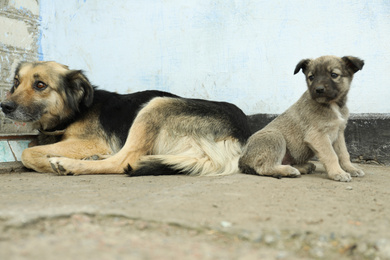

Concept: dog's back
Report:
left=93, top=90, right=179, bottom=151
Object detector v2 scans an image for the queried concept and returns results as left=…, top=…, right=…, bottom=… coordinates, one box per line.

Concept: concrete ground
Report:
left=0, top=162, right=389, bottom=260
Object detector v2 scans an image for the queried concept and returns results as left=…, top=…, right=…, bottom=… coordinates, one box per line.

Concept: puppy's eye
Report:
left=331, top=72, right=339, bottom=79
left=34, top=81, right=47, bottom=91
left=13, top=78, right=20, bottom=88
left=308, top=75, right=314, bottom=81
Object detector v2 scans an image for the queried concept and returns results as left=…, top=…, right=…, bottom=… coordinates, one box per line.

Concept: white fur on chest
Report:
left=330, top=103, right=346, bottom=125
left=323, top=103, right=347, bottom=143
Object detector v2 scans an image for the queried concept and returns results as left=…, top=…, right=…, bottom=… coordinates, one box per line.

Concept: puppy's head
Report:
left=0, top=61, right=94, bottom=130
left=294, top=56, right=364, bottom=105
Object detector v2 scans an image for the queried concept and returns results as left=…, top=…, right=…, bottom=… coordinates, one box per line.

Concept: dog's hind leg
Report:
left=48, top=98, right=170, bottom=175
left=49, top=119, right=159, bottom=175
left=239, top=131, right=301, bottom=178
left=128, top=136, right=243, bottom=177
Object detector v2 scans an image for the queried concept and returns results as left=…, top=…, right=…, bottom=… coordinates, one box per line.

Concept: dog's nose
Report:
left=315, top=86, right=325, bottom=94
left=1, top=101, right=17, bottom=114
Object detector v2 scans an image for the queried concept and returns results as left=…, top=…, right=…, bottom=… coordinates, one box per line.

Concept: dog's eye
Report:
left=308, top=75, right=314, bottom=81
left=34, top=81, right=48, bottom=91
left=331, top=73, right=339, bottom=79
left=13, top=78, right=20, bottom=88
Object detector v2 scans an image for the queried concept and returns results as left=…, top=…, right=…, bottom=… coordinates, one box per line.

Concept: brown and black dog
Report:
left=1, top=61, right=251, bottom=176
left=239, top=55, right=365, bottom=182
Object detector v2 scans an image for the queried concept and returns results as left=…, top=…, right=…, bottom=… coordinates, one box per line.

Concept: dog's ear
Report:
left=294, top=59, right=311, bottom=75
left=342, top=56, right=364, bottom=74
left=64, top=70, right=94, bottom=111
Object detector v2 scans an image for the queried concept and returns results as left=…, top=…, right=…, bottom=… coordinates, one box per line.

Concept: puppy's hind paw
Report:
left=244, top=165, right=301, bottom=179
left=293, top=163, right=316, bottom=175
left=285, top=167, right=301, bottom=177
left=272, top=165, right=301, bottom=178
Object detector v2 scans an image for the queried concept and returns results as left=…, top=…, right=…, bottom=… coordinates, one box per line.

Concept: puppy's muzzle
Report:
left=315, top=85, right=325, bottom=94
left=1, top=101, right=17, bottom=114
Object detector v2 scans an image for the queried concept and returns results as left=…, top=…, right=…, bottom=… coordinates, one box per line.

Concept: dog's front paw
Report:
left=49, top=157, right=76, bottom=176
left=328, top=170, right=352, bottom=182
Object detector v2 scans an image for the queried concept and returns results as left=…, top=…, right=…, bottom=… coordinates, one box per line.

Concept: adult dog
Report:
left=239, top=55, right=365, bottom=182
left=1, top=61, right=251, bottom=176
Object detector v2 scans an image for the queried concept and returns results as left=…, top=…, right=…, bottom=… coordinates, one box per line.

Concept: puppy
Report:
left=239, top=55, right=365, bottom=182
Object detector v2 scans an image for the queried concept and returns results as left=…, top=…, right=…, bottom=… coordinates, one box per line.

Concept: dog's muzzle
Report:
left=0, top=101, right=40, bottom=122
left=0, top=101, right=17, bottom=115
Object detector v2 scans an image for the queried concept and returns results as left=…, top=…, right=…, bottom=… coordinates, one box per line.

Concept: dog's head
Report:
left=294, top=56, right=364, bottom=106
left=0, top=61, right=94, bottom=130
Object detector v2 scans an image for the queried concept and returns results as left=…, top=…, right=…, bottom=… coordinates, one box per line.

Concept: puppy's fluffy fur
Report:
left=239, top=55, right=365, bottom=182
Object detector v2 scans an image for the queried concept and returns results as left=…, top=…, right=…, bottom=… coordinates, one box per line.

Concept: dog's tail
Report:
left=125, top=137, right=243, bottom=177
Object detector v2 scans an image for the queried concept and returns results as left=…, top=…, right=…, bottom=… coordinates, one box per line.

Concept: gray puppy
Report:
left=239, top=55, right=365, bottom=182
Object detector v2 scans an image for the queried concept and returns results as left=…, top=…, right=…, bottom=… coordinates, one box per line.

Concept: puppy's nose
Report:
left=315, top=86, right=325, bottom=94
left=1, top=101, right=17, bottom=114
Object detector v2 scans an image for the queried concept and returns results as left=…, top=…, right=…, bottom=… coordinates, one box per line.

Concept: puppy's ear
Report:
left=294, top=59, right=311, bottom=75
left=342, top=56, right=364, bottom=74
left=64, top=70, right=94, bottom=111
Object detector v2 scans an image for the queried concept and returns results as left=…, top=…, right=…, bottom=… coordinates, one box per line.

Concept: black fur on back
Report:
left=94, top=90, right=179, bottom=147
left=92, top=90, right=251, bottom=149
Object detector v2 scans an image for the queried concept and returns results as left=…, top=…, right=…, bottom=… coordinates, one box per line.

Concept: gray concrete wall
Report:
left=248, top=114, right=390, bottom=165
left=0, top=0, right=39, bottom=134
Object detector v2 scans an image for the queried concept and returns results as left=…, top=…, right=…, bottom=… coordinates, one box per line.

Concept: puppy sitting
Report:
left=239, top=55, right=365, bottom=182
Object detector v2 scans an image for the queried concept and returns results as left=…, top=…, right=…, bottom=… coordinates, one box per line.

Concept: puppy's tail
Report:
left=125, top=138, right=243, bottom=177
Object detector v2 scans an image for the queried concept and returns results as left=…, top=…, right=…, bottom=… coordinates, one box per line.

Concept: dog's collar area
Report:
left=38, top=129, right=66, bottom=136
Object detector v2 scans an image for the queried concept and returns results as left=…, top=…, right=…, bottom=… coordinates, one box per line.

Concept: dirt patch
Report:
left=0, top=213, right=380, bottom=260
left=0, top=163, right=389, bottom=259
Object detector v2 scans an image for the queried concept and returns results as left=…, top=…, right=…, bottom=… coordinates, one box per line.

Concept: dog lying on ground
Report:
left=239, top=55, right=365, bottom=182
left=1, top=61, right=251, bottom=176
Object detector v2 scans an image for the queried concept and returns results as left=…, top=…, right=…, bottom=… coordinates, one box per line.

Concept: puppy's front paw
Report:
left=328, top=170, right=352, bottom=182
left=345, top=166, right=365, bottom=177
left=49, top=157, right=75, bottom=176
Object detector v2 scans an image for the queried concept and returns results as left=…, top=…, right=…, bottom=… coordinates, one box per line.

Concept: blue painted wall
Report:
left=39, top=0, right=390, bottom=115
